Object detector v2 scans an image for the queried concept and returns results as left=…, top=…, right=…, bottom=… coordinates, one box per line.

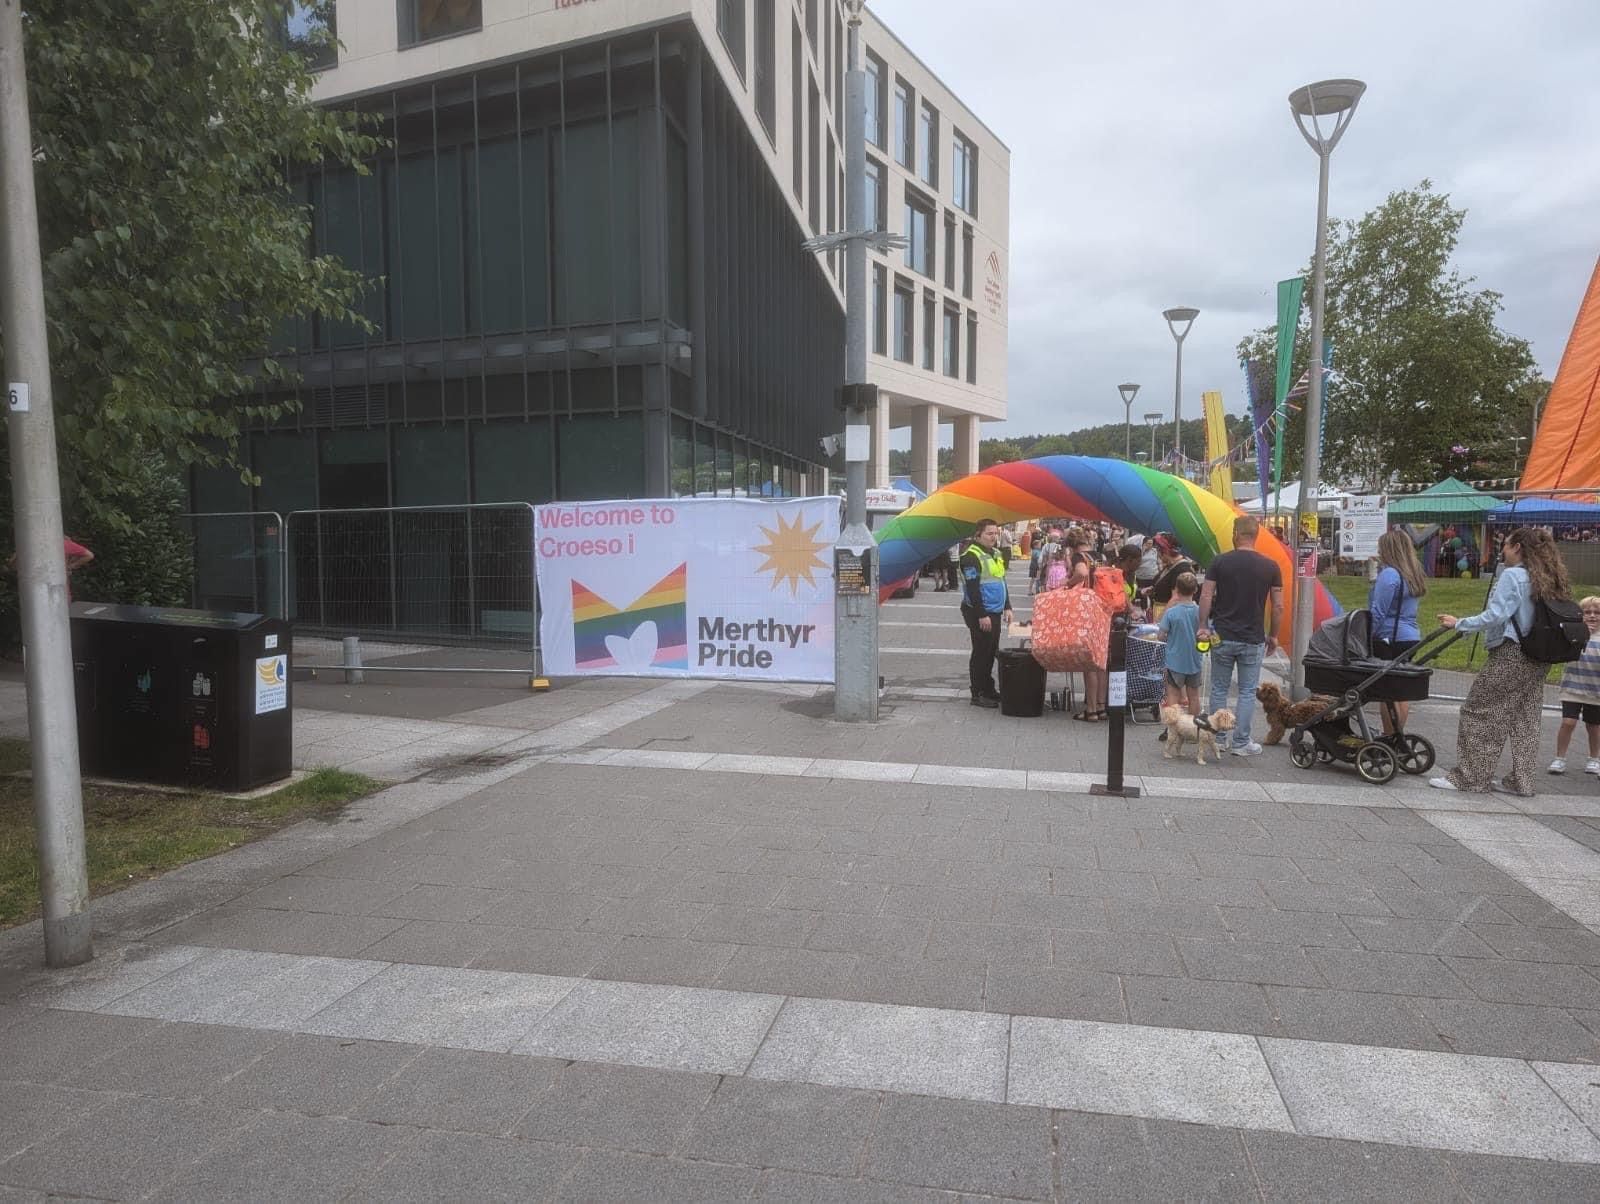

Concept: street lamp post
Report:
left=1162, top=307, right=1199, bottom=476
left=1286, top=78, right=1364, bottom=701
left=1144, top=411, right=1163, bottom=466
left=1118, top=382, right=1140, bottom=460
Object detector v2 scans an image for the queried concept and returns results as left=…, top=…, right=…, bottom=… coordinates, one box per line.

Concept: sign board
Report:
left=6, top=383, right=27, bottom=413
left=1338, top=494, right=1388, bottom=559
left=1107, top=671, right=1127, bottom=708
left=535, top=497, right=840, bottom=682
left=254, top=655, right=287, bottom=714
left=864, top=489, right=915, bottom=512
left=835, top=548, right=872, bottom=596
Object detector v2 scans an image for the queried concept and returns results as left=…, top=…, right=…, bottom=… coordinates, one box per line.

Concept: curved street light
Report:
left=1143, top=410, right=1163, bottom=465
left=1163, top=307, right=1199, bottom=473
left=1118, top=382, right=1141, bottom=460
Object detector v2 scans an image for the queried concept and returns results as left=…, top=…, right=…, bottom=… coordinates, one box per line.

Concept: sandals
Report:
left=1073, top=710, right=1107, bottom=722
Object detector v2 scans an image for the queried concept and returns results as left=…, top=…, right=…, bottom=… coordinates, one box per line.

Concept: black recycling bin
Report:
left=70, top=603, right=293, bottom=791
left=996, top=648, right=1046, bottom=717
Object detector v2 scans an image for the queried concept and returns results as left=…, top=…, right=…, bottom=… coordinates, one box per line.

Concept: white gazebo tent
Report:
left=1239, top=480, right=1352, bottom=516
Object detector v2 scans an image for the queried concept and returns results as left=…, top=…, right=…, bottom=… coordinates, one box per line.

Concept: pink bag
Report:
left=1044, top=561, right=1069, bottom=591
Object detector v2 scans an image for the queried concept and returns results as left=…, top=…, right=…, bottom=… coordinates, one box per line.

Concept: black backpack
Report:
left=1512, top=595, right=1590, bottom=664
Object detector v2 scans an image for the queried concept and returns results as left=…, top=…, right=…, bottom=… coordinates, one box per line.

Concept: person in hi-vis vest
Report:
left=960, top=518, right=1013, bottom=708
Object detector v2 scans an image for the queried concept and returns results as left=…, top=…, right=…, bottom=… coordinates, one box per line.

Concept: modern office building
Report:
left=196, top=0, right=1008, bottom=522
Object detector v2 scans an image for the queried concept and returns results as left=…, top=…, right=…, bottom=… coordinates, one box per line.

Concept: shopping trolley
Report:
left=1125, top=633, right=1167, bottom=724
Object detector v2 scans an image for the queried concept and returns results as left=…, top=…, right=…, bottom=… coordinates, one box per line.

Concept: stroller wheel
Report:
left=1289, top=740, right=1317, bottom=770
left=1355, top=741, right=1398, bottom=785
left=1394, top=734, right=1436, bottom=775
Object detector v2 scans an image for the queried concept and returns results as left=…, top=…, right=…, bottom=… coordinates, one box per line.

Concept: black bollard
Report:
left=1091, top=611, right=1141, bottom=798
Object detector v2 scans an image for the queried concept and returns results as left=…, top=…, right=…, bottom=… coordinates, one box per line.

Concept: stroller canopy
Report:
left=1307, top=610, right=1374, bottom=666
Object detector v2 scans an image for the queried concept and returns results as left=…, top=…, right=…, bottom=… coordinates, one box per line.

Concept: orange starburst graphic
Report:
left=753, top=511, right=829, bottom=596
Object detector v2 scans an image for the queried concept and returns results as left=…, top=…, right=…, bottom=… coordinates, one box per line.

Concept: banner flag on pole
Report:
left=1244, top=359, right=1274, bottom=509
left=1202, top=390, right=1234, bottom=502
left=1271, top=276, right=1305, bottom=518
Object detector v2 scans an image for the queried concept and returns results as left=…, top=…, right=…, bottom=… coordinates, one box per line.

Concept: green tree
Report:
left=1238, top=181, right=1538, bottom=489
left=979, top=439, right=1022, bottom=467
left=0, top=1, right=375, bottom=586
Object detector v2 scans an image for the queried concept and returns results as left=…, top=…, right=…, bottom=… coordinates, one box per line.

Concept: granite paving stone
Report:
left=150, top=906, right=407, bottom=957
left=343, top=1129, right=583, bottom=1203
left=589, top=936, right=740, bottom=988
left=1266, top=986, right=1445, bottom=1051
left=0, top=1081, right=116, bottom=1162
left=679, top=1079, right=879, bottom=1177
left=1261, top=880, right=1395, bottom=916
left=1444, top=955, right=1600, bottom=1008
left=805, top=913, right=931, bottom=957
left=690, top=904, right=820, bottom=948
left=1468, top=921, right=1600, bottom=965
left=551, top=1150, right=761, bottom=1202
left=863, top=1093, right=1052, bottom=1200
left=981, top=964, right=1126, bottom=1022
left=751, top=1170, right=955, bottom=1202
left=579, top=898, right=718, bottom=940
left=1263, top=1037, right=1600, bottom=1161
left=232, top=874, right=411, bottom=916
left=1416, top=997, right=1600, bottom=1061
left=13, top=942, right=211, bottom=1013
left=924, top=920, right=1052, bottom=965
left=990, top=891, right=1111, bottom=930
left=356, top=919, right=518, bottom=968
left=1241, top=1130, right=1460, bottom=1203
left=1105, top=899, right=1230, bottom=937
left=1442, top=1150, right=1600, bottom=1200
left=512, top=1062, right=718, bottom=1155
left=1052, top=929, right=1184, bottom=977
left=0, top=1008, right=164, bottom=1085
left=1174, top=937, right=1328, bottom=987
left=1008, top=1017, right=1292, bottom=1130
left=1056, top=1111, right=1260, bottom=1202
left=348, top=1046, right=566, bottom=1134
left=667, top=870, right=787, bottom=907
left=469, top=927, right=621, bottom=977
left=1531, top=1060, right=1600, bottom=1132
left=1307, top=948, right=1475, bottom=999
left=513, top=978, right=783, bottom=1074
left=1155, top=876, right=1274, bottom=908
left=375, top=883, right=506, bottom=923
left=202, top=1032, right=421, bottom=1115
left=61, top=1020, right=282, bottom=1099
left=841, top=954, right=988, bottom=1013
left=477, top=890, right=607, bottom=929
left=1122, top=976, right=1283, bottom=1036
left=879, top=884, right=997, bottom=921
left=1341, top=916, right=1499, bottom=957
left=712, top=945, right=860, bottom=999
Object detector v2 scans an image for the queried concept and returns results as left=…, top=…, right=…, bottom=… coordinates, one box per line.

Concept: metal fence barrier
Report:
left=187, top=504, right=540, bottom=679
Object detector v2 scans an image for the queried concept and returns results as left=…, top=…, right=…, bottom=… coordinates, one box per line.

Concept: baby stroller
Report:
left=1290, top=609, right=1458, bottom=785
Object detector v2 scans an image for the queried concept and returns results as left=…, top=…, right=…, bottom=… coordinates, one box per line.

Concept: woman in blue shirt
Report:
left=1431, top=527, right=1565, bottom=795
left=1368, top=529, right=1427, bottom=738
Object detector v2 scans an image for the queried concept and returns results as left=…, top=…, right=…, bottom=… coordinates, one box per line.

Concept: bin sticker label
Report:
left=264, top=634, right=278, bottom=650
left=1107, top=671, right=1127, bottom=707
left=254, top=656, right=287, bottom=714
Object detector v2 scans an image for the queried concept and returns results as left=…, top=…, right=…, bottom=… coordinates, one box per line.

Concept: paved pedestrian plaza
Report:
left=3, top=567, right=1600, bottom=1200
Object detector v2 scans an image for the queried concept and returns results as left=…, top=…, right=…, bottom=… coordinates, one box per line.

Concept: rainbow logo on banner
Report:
left=572, top=564, right=689, bottom=671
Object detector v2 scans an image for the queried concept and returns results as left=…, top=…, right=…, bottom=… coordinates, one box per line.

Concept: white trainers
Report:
left=1550, top=758, right=1568, bottom=775
left=1587, top=759, right=1600, bottom=776
left=1428, top=776, right=1458, bottom=791
left=1229, top=742, right=1263, bottom=757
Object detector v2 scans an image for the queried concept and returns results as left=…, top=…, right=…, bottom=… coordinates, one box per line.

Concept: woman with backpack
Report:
left=1369, top=529, right=1427, bottom=739
left=1431, top=526, right=1575, bottom=795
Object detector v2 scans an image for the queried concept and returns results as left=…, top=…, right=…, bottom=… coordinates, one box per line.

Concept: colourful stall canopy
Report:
left=1387, top=477, right=1499, bottom=523
left=872, top=455, right=1340, bottom=627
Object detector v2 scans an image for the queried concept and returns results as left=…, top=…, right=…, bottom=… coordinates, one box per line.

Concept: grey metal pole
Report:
left=1123, top=402, right=1132, bottom=462
left=833, top=9, right=877, bottom=722
left=1289, top=148, right=1333, bottom=699
left=0, top=0, right=93, bottom=967
left=1172, top=338, right=1183, bottom=470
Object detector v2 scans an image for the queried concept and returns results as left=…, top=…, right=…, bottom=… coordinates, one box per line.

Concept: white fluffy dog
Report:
left=1160, top=705, right=1237, bottom=765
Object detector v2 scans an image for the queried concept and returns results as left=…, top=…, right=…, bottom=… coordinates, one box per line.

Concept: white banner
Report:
left=1339, top=494, right=1389, bottom=559
left=535, top=497, right=840, bottom=682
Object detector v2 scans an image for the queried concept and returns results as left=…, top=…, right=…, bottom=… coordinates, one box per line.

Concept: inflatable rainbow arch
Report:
left=873, top=455, right=1340, bottom=626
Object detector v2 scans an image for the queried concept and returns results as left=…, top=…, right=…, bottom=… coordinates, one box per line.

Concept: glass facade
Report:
left=893, top=278, right=914, bottom=363
left=400, top=0, right=482, bottom=48
left=893, top=78, right=913, bottom=168
left=953, top=130, right=978, bottom=215
left=904, top=190, right=933, bottom=276
left=917, top=101, right=938, bottom=188
left=864, top=51, right=885, bottom=148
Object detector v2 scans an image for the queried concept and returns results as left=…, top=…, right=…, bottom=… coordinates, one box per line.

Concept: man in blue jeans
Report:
left=1196, top=516, right=1284, bottom=756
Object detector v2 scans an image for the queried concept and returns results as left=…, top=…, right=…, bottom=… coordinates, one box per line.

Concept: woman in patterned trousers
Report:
left=1431, top=527, right=1566, bottom=796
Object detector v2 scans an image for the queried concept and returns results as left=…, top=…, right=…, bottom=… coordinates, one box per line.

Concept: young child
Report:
left=1551, top=595, right=1600, bottom=774
left=1157, top=571, right=1203, bottom=714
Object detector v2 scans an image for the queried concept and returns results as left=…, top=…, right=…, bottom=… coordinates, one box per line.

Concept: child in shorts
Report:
left=1551, top=595, right=1600, bottom=774
left=1157, top=571, right=1202, bottom=714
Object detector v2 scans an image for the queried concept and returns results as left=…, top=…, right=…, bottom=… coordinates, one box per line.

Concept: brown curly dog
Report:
left=1255, top=682, right=1334, bottom=746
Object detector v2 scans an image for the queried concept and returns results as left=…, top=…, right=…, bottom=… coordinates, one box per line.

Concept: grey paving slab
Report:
left=992, top=890, right=1114, bottom=928
left=61, top=1020, right=283, bottom=1099
left=843, top=953, right=988, bottom=1013
left=13, top=942, right=210, bottom=1012
left=1105, top=898, right=1230, bottom=937
left=863, top=1092, right=1052, bottom=1200
left=679, top=1078, right=879, bottom=1177
left=1122, top=975, right=1282, bottom=1036
left=804, top=758, right=917, bottom=783
left=772, top=878, right=888, bottom=914
left=232, top=873, right=411, bottom=914
left=202, top=1032, right=421, bottom=1115
left=1242, top=1130, right=1460, bottom=1203
left=0, top=1080, right=115, bottom=1163
left=1262, top=1037, right=1600, bottom=1161
left=1218, top=906, right=1360, bottom=948
left=1266, top=986, right=1446, bottom=1052
left=153, top=1110, right=413, bottom=1204
left=469, top=926, right=622, bottom=977
left=1307, top=947, right=1474, bottom=999
left=1469, top=920, right=1600, bottom=965
left=357, top=918, right=519, bottom=968
left=552, top=1149, right=761, bottom=1202
left=513, top=1062, right=719, bottom=1155
left=1053, top=928, right=1184, bottom=976
left=1418, top=996, right=1600, bottom=1062
left=1445, top=955, right=1600, bottom=1008
left=1442, top=1149, right=1600, bottom=1200
left=588, top=935, right=740, bottom=987
left=301, top=962, right=574, bottom=1052
left=1057, top=1111, right=1260, bottom=1203
left=1175, top=937, right=1329, bottom=987
left=348, top=1046, right=566, bottom=1134
left=805, top=913, right=931, bottom=957
left=0, top=1007, right=163, bottom=1085
left=925, top=919, right=1052, bottom=965
left=1533, top=1060, right=1600, bottom=1132
left=713, top=945, right=860, bottom=999
left=1341, top=915, right=1498, bottom=957
left=99, top=947, right=388, bottom=1030
left=580, top=897, right=716, bottom=939
left=150, top=905, right=407, bottom=957
left=691, top=903, right=819, bottom=947
left=747, top=997, right=1010, bottom=1102
left=513, top=977, right=783, bottom=1074
left=751, top=1170, right=955, bottom=1202
left=373, top=882, right=507, bottom=922
left=981, top=964, right=1126, bottom=1022
left=1008, top=1016, right=1293, bottom=1130
left=345, top=1129, right=583, bottom=1203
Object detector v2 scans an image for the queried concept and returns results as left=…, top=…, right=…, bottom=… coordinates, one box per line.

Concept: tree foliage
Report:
left=0, top=0, right=375, bottom=585
left=1237, top=181, right=1539, bottom=489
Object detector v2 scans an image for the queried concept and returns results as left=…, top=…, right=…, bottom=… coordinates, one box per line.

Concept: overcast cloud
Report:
left=869, top=0, right=1600, bottom=444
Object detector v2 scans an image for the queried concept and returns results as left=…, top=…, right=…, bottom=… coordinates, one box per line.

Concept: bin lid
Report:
left=70, top=602, right=269, bottom=629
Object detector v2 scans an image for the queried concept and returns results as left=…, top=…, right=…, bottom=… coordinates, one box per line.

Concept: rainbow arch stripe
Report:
left=572, top=563, right=689, bottom=669
left=873, top=456, right=1339, bottom=625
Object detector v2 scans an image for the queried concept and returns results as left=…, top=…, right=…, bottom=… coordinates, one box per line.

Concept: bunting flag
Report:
left=1244, top=359, right=1274, bottom=507
left=1272, top=277, right=1306, bottom=517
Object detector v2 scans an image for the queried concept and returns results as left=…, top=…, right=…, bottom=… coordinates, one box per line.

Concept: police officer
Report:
left=961, top=518, right=1013, bottom=708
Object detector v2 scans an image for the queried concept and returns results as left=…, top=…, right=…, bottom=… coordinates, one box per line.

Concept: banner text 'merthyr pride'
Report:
left=697, top=615, right=818, bottom=669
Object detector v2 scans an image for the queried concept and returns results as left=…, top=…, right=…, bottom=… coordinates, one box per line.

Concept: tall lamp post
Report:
left=1118, top=382, right=1141, bottom=460
left=1162, top=307, right=1199, bottom=476
left=1286, top=78, right=1364, bottom=700
left=804, top=0, right=906, bottom=721
left=1144, top=411, right=1163, bottom=466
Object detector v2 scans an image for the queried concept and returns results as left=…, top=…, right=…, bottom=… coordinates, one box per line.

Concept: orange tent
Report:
left=1520, top=256, right=1600, bottom=492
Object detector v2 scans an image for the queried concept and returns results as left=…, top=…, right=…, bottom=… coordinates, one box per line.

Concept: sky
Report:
left=868, top=0, right=1600, bottom=446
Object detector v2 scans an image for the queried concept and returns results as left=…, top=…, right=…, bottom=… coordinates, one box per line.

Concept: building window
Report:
left=283, top=1, right=337, bottom=70
left=903, top=188, right=933, bottom=277
left=826, top=139, right=837, bottom=256
left=754, top=1, right=775, bottom=139
left=873, top=263, right=887, bottom=356
left=918, top=101, right=939, bottom=188
left=717, top=0, right=747, bottom=80
left=808, top=80, right=821, bottom=232
left=943, top=305, right=960, bottom=378
left=805, top=0, right=818, bottom=48
left=943, top=212, right=956, bottom=290
left=864, top=51, right=886, bottom=149
left=922, top=291, right=935, bottom=371
left=398, top=0, right=482, bottom=48
left=967, top=311, right=978, bottom=384
left=791, top=19, right=803, bottom=200
left=962, top=224, right=974, bottom=300
left=865, top=157, right=886, bottom=232
left=893, top=78, right=913, bottom=168
left=833, top=10, right=844, bottom=118
left=953, top=130, right=978, bottom=215
left=893, top=277, right=914, bottom=363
